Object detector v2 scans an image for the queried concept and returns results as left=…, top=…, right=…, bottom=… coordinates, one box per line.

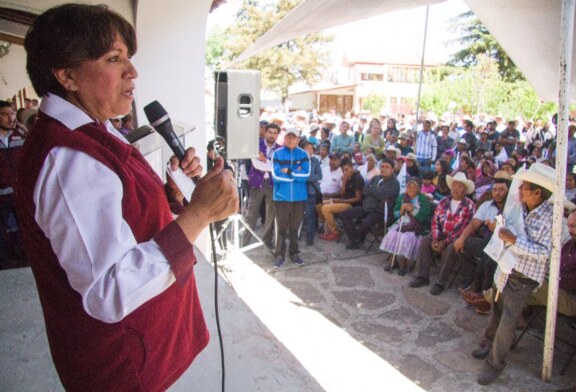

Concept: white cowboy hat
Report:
left=513, top=163, right=576, bottom=211
left=446, top=172, right=475, bottom=195
left=385, top=145, right=401, bottom=157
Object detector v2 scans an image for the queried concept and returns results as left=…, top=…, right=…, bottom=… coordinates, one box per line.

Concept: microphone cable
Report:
left=208, top=222, right=226, bottom=392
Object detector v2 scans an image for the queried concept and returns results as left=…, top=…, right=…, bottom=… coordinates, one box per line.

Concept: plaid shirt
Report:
left=431, top=196, right=476, bottom=243
left=494, top=201, right=554, bottom=285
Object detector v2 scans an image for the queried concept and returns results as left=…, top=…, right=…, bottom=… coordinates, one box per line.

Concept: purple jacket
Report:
left=248, top=137, right=280, bottom=189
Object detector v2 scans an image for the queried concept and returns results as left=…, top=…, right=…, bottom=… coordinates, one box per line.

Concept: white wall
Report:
left=0, top=44, right=34, bottom=101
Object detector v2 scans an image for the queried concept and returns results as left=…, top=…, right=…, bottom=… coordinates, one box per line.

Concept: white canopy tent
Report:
left=230, top=0, right=576, bottom=381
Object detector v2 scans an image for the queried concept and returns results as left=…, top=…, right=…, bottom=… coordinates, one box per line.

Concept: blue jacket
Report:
left=271, top=146, right=310, bottom=202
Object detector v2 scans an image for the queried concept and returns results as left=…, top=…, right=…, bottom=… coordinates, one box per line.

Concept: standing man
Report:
left=497, top=120, right=520, bottom=157
left=303, top=141, right=322, bottom=246
left=340, top=159, right=400, bottom=250
left=244, top=123, right=281, bottom=248
left=472, top=163, right=564, bottom=385
left=0, top=101, right=25, bottom=268
left=414, top=120, right=437, bottom=169
left=272, top=129, right=310, bottom=267
left=461, top=119, right=478, bottom=156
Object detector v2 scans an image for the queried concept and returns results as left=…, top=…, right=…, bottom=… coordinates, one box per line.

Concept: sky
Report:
left=207, top=0, right=471, bottom=65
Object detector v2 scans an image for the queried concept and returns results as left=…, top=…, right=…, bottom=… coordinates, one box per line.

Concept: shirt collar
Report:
left=39, top=93, right=129, bottom=143
left=39, top=93, right=96, bottom=131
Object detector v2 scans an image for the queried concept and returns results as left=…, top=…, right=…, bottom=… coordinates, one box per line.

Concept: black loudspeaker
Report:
left=214, top=70, right=261, bottom=160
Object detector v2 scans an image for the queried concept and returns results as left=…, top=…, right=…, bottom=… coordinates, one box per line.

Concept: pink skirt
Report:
left=379, top=223, right=421, bottom=260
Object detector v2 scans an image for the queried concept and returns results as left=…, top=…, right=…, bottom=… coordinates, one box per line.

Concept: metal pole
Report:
left=542, top=0, right=575, bottom=381
left=413, top=4, right=430, bottom=133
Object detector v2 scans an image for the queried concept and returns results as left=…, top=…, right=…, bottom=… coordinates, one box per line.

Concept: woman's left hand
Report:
left=169, top=147, right=202, bottom=179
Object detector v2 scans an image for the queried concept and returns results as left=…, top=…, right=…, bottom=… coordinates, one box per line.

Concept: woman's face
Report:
left=435, top=161, right=442, bottom=174
left=460, top=159, right=468, bottom=169
left=482, top=163, right=490, bottom=175
left=567, top=176, right=576, bottom=190
left=406, top=182, right=419, bottom=199
left=62, top=34, right=138, bottom=122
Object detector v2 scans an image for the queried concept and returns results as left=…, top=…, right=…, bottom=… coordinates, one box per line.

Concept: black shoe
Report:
left=346, top=242, right=360, bottom=250
left=409, top=277, right=429, bottom=288
left=306, top=239, right=314, bottom=246
left=274, top=257, right=285, bottom=269
left=397, top=267, right=407, bottom=276
left=477, top=364, right=501, bottom=385
left=290, top=255, right=304, bottom=265
left=384, top=263, right=397, bottom=272
left=430, top=283, right=445, bottom=295
left=472, top=345, right=490, bottom=360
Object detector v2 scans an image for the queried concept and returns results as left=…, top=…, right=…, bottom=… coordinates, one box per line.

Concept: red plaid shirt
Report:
left=431, top=196, right=476, bottom=242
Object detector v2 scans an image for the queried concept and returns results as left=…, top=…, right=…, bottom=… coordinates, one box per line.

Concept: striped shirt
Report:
left=415, top=130, right=437, bottom=161
left=494, top=201, right=554, bottom=286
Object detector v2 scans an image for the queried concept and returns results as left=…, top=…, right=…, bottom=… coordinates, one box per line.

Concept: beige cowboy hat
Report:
left=513, top=163, right=576, bottom=211
left=446, top=172, right=475, bottom=195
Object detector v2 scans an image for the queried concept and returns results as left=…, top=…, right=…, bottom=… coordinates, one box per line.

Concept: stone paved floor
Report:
left=233, top=229, right=576, bottom=392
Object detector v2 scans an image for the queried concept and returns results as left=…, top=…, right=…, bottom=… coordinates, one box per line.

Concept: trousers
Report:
left=244, top=182, right=276, bottom=245
left=274, top=201, right=305, bottom=258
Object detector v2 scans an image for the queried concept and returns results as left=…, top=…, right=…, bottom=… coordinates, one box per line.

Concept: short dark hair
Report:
left=380, top=158, right=394, bottom=169
left=493, top=178, right=511, bottom=187
left=0, top=100, right=12, bottom=110
left=265, top=123, right=280, bottom=133
left=464, top=120, right=474, bottom=128
left=25, top=4, right=137, bottom=97
left=340, top=157, right=353, bottom=169
left=525, top=182, right=552, bottom=201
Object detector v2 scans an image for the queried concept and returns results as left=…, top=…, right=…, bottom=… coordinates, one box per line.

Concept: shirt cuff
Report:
left=154, top=221, right=196, bottom=286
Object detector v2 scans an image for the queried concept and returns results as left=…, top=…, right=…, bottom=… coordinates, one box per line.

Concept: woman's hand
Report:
left=175, top=157, right=238, bottom=242
left=169, top=147, right=202, bottom=179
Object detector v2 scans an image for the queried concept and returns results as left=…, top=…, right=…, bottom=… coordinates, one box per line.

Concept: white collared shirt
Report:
left=34, top=93, right=175, bottom=323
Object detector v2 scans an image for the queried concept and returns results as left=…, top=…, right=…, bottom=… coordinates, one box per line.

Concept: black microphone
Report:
left=144, top=101, right=186, bottom=160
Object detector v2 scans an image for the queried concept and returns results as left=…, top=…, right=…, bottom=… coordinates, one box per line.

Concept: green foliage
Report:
left=421, top=55, right=557, bottom=120
left=447, top=11, right=524, bottom=83
left=212, top=0, right=333, bottom=102
left=362, top=93, right=386, bottom=117
left=206, top=25, right=227, bottom=70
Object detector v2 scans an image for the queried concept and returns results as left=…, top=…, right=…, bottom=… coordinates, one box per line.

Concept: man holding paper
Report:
left=473, top=163, right=566, bottom=386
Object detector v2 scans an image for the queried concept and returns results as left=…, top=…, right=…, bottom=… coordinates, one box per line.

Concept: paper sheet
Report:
left=166, top=164, right=196, bottom=202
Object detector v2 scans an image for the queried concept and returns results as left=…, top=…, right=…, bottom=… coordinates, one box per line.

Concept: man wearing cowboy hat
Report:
left=409, top=172, right=476, bottom=291
left=472, top=163, right=569, bottom=385
left=453, top=138, right=469, bottom=170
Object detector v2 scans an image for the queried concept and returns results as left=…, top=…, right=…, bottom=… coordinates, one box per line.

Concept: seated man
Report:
left=456, top=172, right=511, bottom=313
left=319, top=154, right=342, bottom=198
left=527, top=209, right=576, bottom=317
left=317, top=158, right=364, bottom=241
left=340, top=159, right=400, bottom=250
left=409, top=172, right=476, bottom=294
left=472, top=163, right=566, bottom=385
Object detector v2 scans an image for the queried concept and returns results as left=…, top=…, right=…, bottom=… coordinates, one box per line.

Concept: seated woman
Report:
left=380, top=177, right=432, bottom=276
left=452, top=155, right=476, bottom=182
left=474, top=159, right=496, bottom=201
left=358, top=153, right=379, bottom=183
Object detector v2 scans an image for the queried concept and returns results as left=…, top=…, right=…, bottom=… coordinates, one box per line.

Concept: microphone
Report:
left=144, top=101, right=186, bottom=160
left=124, top=125, right=154, bottom=144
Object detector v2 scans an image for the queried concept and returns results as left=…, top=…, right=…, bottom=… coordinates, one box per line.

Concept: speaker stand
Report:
left=213, top=213, right=272, bottom=259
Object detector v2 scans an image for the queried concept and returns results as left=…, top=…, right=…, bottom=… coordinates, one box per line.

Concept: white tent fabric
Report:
left=230, top=0, right=576, bottom=102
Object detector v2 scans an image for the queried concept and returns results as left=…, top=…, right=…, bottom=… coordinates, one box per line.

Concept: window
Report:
left=360, top=73, right=384, bottom=82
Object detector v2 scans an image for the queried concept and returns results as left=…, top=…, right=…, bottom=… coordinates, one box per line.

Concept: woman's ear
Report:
left=52, top=68, right=78, bottom=92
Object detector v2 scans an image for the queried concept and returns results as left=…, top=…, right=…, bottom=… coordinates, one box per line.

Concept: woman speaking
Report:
left=17, top=4, right=238, bottom=391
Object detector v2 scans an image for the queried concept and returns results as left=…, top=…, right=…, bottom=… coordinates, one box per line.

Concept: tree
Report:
left=421, top=55, right=556, bottom=120
left=447, top=11, right=524, bottom=83
left=211, top=0, right=333, bottom=103
left=362, top=93, right=386, bottom=117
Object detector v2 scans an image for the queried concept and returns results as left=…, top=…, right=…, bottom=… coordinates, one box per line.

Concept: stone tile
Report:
left=350, top=321, right=403, bottom=344
left=332, top=266, right=374, bottom=287
left=396, top=354, right=442, bottom=390
left=453, top=306, right=489, bottom=332
left=402, top=286, right=450, bottom=316
left=434, top=348, right=483, bottom=373
left=283, top=281, right=325, bottom=304
left=416, top=321, right=461, bottom=347
left=333, top=290, right=395, bottom=311
left=379, top=306, right=424, bottom=325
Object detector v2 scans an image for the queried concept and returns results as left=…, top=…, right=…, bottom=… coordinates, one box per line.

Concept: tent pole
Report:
left=413, top=4, right=430, bottom=132
left=542, top=0, right=575, bottom=382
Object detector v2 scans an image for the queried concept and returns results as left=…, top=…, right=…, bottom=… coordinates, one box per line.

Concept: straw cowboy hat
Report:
left=386, top=145, right=401, bottom=157
left=513, top=163, right=576, bottom=211
left=446, top=172, right=475, bottom=195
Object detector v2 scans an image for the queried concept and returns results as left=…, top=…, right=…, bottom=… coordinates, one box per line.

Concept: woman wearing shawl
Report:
left=380, top=177, right=432, bottom=275
left=474, top=159, right=497, bottom=200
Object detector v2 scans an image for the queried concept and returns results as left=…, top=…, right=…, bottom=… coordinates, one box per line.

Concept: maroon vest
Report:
left=15, top=113, right=209, bottom=392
